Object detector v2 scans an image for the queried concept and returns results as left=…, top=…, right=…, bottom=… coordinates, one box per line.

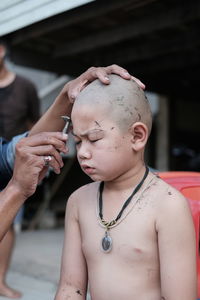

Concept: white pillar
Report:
left=155, top=95, right=169, bottom=171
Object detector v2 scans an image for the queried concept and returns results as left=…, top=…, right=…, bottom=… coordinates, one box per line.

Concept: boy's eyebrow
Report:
left=72, top=128, right=104, bottom=137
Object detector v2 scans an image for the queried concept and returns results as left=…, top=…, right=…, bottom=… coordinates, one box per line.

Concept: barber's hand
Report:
left=62, top=64, right=145, bottom=103
left=10, top=132, right=68, bottom=199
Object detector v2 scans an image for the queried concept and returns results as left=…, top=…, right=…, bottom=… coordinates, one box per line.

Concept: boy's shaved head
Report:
left=74, top=74, right=152, bottom=134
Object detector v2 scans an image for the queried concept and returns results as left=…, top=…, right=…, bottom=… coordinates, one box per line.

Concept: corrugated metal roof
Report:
left=0, top=0, right=94, bottom=36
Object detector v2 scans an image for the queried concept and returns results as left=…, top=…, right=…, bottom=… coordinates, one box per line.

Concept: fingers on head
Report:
left=85, top=66, right=109, bottom=84
left=131, top=76, right=146, bottom=90
left=85, top=64, right=131, bottom=84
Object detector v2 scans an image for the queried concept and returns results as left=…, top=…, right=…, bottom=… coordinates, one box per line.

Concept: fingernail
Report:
left=137, top=80, right=145, bottom=89
left=104, top=76, right=110, bottom=81
left=124, top=71, right=130, bottom=75
left=54, top=169, right=60, bottom=174
left=61, top=147, right=68, bottom=154
left=71, top=94, right=75, bottom=99
left=70, top=94, right=76, bottom=103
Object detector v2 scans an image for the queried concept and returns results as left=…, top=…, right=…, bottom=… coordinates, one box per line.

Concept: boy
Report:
left=55, top=75, right=197, bottom=300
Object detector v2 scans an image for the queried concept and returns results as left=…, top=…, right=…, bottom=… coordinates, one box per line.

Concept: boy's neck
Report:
left=104, top=164, right=147, bottom=192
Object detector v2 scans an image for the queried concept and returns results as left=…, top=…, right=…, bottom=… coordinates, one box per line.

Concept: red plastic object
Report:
left=158, top=171, right=200, bottom=297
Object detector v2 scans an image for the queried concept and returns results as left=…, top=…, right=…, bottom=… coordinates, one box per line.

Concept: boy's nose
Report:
left=78, top=143, right=92, bottom=160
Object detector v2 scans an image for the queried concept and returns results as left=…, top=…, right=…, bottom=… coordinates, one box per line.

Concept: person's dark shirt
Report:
left=0, top=75, right=40, bottom=140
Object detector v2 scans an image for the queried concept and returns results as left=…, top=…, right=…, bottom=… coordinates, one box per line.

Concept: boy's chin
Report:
left=87, top=173, right=115, bottom=182
left=85, top=173, right=105, bottom=182
left=87, top=174, right=101, bottom=182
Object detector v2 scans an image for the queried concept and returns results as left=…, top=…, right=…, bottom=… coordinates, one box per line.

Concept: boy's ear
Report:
left=129, top=122, right=148, bottom=151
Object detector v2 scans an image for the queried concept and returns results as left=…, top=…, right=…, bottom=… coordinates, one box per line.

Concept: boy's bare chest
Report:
left=79, top=197, right=158, bottom=264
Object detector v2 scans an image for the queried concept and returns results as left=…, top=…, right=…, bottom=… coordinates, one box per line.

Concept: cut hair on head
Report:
left=75, top=74, right=152, bottom=135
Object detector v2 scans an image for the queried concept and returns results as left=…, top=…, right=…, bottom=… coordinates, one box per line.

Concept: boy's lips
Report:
left=81, top=164, right=95, bottom=174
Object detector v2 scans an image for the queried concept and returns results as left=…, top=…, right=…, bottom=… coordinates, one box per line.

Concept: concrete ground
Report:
left=1, top=229, right=81, bottom=300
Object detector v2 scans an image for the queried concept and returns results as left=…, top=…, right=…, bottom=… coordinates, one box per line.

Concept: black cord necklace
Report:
left=98, top=166, right=149, bottom=253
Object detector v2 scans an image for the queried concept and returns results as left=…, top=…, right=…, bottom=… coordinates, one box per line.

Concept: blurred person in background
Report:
left=0, top=39, right=40, bottom=298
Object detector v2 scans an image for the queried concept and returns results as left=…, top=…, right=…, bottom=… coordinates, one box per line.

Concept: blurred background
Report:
left=0, top=0, right=200, bottom=297
left=1, top=0, right=200, bottom=229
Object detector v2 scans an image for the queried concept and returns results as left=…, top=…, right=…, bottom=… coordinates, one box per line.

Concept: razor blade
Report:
left=61, top=116, right=71, bottom=134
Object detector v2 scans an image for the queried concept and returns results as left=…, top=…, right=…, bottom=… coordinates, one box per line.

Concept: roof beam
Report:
left=124, top=50, right=200, bottom=85
left=85, top=28, right=200, bottom=66
left=9, top=0, right=157, bottom=45
left=10, top=47, right=89, bottom=75
left=54, top=0, right=200, bottom=58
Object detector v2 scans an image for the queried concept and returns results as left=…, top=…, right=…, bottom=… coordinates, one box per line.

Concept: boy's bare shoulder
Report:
left=150, top=173, right=191, bottom=217
left=70, top=181, right=99, bottom=199
left=67, top=181, right=99, bottom=209
left=155, top=174, right=186, bottom=200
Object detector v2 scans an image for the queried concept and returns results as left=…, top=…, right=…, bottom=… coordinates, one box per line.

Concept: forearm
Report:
left=0, top=180, right=26, bottom=241
left=30, top=90, right=72, bottom=135
left=55, top=284, right=86, bottom=300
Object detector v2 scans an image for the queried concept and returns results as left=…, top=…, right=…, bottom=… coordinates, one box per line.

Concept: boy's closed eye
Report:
left=74, top=137, right=101, bottom=145
left=72, top=129, right=105, bottom=145
left=88, top=131, right=104, bottom=142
